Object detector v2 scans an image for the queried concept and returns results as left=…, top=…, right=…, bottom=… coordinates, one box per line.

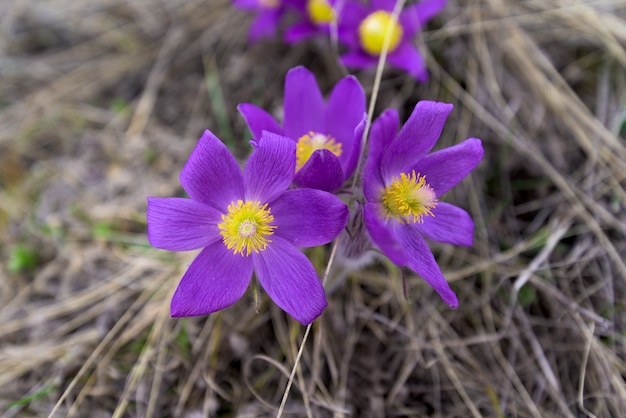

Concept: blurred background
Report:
left=1, top=0, right=625, bottom=416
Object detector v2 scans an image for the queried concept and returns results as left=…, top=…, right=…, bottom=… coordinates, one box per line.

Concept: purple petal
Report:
left=380, top=101, right=453, bottom=179
left=170, top=242, right=254, bottom=317
left=284, top=21, right=319, bottom=44
left=337, top=2, right=369, bottom=48
left=371, top=0, right=396, bottom=12
left=416, top=202, right=474, bottom=246
left=344, top=114, right=367, bottom=184
left=387, top=42, right=428, bottom=82
left=244, top=131, right=296, bottom=203
left=271, top=188, right=349, bottom=247
left=233, top=0, right=261, bottom=11
left=401, top=0, right=447, bottom=37
left=397, top=225, right=458, bottom=307
left=147, top=197, right=222, bottom=251
left=340, top=50, right=376, bottom=69
left=363, top=109, right=399, bottom=201
left=324, top=75, right=366, bottom=174
left=363, top=202, right=408, bottom=265
left=238, top=103, right=284, bottom=140
left=253, top=237, right=327, bottom=325
left=283, top=66, right=325, bottom=139
left=249, top=10, right=281, bottom=42
left=180, top=130, right=244, bottom=212
left=413, top=138, right=484, bottom=197
left=293, top=149, right=345, bottom=192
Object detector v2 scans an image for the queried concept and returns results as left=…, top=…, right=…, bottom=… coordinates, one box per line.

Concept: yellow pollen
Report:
left=381, top=171, right=437, bottom=224
left=358, top=11, right=403, bottom=55
left=307, top=0, right=336, bottom=24
left=259, top=0, right=280, bottom=8
left=296, top=131, right=343, bottom=171
left=218, top=200, right=276, bottom=256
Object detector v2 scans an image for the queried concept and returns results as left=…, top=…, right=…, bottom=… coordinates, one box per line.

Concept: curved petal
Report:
left=413, top=138, right=484, bottom=197
left=340, top=50, right=376, bottom=69
left=416, top=202, right=474, bottom=246
left=337, top=2, right=369, bottom=48
left=284, top=21, right=320, bottom=44
left=343, top=114, right=367, bottom=184
left=324, top=75, right=366, bottom=174
left=293, top=149, right=345, bottom=192
left=380, top=101, right=453, bottom=179
left=363, top=109, right=399, bottom=201
left=387, top=42, right=428, bottom=82
left=147, top=197, right=222, bottom=251
left=180, top=130, right=244, bottom=212
left=283, top=66, right=325, bottom=139
left=400, top=0, right=447, bottom=38
left=170, top=242, right=254, bottom=317
left=363, top=203, right=408, bottom=266
left=244, top=132, right=296, bottom=203
left=249, top=10, right=281, bottom=42
left=253, top=237, right=327, bottom=325
left=238, top=103, right=284, bottom=140
left=397, top=225, right=458, bottom=307
left=271, top=188, right=348, bottom=247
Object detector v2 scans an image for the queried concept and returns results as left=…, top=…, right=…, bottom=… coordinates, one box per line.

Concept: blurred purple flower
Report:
left=238, top=66, right=366, bottom=192
left=338, top=0, right=447, bottom=81
left=362, top=101, right=483, bottom=307
left=233, top=0, right=291, bottom=42
left=147, top=130, right=349, bottom=325
left=284, top=0, right=340, bottom=44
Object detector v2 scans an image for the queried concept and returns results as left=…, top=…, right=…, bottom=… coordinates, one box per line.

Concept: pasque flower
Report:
left=147, top=130, right=349, bottom=324
left=238, top=66, right=366, bottom=192
left=284, top=0, right=340, bottom=43
left=362, top=101, right=483, bottom=307
left=233, top=0, right=291, bottom=42
left=338, top=0, right=447, bottom=81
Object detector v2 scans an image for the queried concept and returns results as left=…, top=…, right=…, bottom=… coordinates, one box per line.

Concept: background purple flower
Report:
left=238, top=65, right=366, bottom=192
left=362, top=101, right=484, bottom=307
left=338, top=0, right=447, bottom=81
left=147, top=129, right=349, bottom=325
left=284, top=0, right=340, bottom=44
left=233, top=0, right=291, bottom=42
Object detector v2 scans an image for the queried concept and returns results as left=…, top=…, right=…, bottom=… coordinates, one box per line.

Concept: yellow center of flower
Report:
left=358, top=11, right=403, bottom=55
left=295, top=131, right=343, bottom=171
left=307, top=0, right=336, bottom=24
left=259, top=0, right=280, bottom=9
left=381, top=171, right=437, bottom=223
left=218, top=200, right=276, bottom=256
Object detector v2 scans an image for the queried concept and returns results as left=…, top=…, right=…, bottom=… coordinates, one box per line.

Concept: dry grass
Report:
left=1, top=0, right=625, bottom=416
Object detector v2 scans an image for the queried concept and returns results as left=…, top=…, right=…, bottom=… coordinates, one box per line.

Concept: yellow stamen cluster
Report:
left=296, top=132, right=343, bottom=171
left=218, top=200, right=276, bottom=256
left=307, top=0, right=336, bottom=24
left=381, top=171, right=437, bottom=224
left=358, top=11, right=403, bottom=55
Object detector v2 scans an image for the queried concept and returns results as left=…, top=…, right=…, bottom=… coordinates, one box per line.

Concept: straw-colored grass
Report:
left=1, top=0, right=625, bottom=416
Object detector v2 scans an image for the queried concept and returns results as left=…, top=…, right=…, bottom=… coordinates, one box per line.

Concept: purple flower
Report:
left=284, top=0, right=340, bottom=44
left=238, top=66, right=366, bottom=192
left=338, top=0, right=447, bottom=81
left=147, top=130, right=349, bottom=325
left=233, top=0, right=291, bottom=42
left=362, top=101, right=484, bottom=307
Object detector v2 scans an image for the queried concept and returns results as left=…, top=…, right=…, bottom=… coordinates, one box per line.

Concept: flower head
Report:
left=238, top=66, right=366, bottom=192
left=147, top=130, right=349, bottom=324
left=284, top=0, right=340, bottom=44
left=361, top=101, right=484, bottom=307
left=338, top=0, right=447, bottom=81
left=233, top=0, right=291, bottom=42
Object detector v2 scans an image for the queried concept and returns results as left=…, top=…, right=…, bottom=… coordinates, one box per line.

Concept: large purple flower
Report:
left=362, top=101, right=483, bottom=307
left=147, top=130, right=349, bottom=325
left=338, top=0, right=447, bottom=81
left=233, top=0, right=291, bottom=42
left=238, top=66, right=366, bottom=192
